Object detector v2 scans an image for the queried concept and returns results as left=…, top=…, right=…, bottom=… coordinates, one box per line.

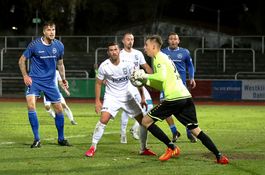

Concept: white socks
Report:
left=46, top=109, right=55, bottom=118
left=131, top=120, right=140, bottom=132
left=92, top=121, right=106, bottom=148
left=139, top=125, right=148, bottom=151
left=64, top=107, right=74, bottom=121
left=120, top=111, right=129, bottom=136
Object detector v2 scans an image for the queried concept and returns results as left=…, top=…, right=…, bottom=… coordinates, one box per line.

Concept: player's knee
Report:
left=99, top=112, right=111, bottom=124
left=141, top=115, right=154, bottom=128
left=61, top=103, right=67, bottom=108
left=134, top=114, right=143, bottom=124
left=189, top=126, right=201, bottom=137
left=27, top=104, right=36, bottom=111
left=44, top=105, right=50, bottom=110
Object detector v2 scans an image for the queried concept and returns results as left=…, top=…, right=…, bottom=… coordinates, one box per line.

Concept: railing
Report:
left=0, top=47, right=26, bottom=71
left=95, top=48, right=107, bottom=64
left=0, top=35, right=145, bottom=54
left=65, top=70, right=89, bottom=78
left=235, top=72, right=265, bottom=80
left=1, top=35, right=265, bottom=54
left=194, top=48, right=255, bottom=72
left=0, top=71, right=89, bottom=97
left=0, top=76, right=23, bottom=97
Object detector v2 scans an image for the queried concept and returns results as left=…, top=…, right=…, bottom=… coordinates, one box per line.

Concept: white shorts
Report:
left=102, top=94, right=142, bottom=119
left=43, top=93, right=65, bottom=106
left=128, top=83, right=153, bottom=115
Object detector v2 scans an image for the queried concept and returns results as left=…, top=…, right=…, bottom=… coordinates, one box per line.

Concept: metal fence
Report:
left=1, top=35, right=265, bottom=54
left=1, top=35, right=264, bottom=80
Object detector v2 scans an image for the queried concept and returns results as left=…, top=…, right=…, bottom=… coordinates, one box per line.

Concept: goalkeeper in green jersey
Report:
left=130, top=35, right=228, bottom=164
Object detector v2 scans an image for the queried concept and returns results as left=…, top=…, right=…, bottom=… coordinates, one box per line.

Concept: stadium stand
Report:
left=0, top=35, right=265, bottom=97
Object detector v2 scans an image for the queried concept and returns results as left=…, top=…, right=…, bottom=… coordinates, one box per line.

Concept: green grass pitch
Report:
left=0, top=101, right=265, bottom=175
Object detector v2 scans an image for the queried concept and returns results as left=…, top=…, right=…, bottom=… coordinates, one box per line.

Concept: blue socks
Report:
left=169, top=124, right=177, bottom=135
left=55, top=112, right=65, bottom=141
left=28, top=110, right=40, bottom=141
left=28, top=111, right=65, bottom=142
left=170, top=125, right=193, bottom=137
left=186, top=128, right=192, bottom=136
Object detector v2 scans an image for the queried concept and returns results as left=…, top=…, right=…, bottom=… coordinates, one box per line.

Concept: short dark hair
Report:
left=106, top=42, right=119, bottom=49
left=168, top=32, right=178, bottom=38
left=43, top=21, right=56, bottom=30
left=123, top=32, right=133, bottom=38
left=145, top=35, right=163, bottom=47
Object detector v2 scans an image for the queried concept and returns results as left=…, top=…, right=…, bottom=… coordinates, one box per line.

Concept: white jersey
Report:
left=120, top=48, right=152, bottom=101
left=120, top=48, right=146, bottom=69
left=97, top=57, right=134, bottom=101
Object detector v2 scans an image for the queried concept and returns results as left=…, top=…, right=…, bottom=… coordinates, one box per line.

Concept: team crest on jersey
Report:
left=123, top=68, right=128, bottom=75
left=177, top=53, right=183, bottom=59
left=135, top=55, right=139, bottom=60
left=52, top=48, right=57, bottom=54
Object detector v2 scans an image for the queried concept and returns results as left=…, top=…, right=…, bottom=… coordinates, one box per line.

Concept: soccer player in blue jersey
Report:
left=18, top=21, right=71, bottom=148
left=161, top=32, right=197, bottom=143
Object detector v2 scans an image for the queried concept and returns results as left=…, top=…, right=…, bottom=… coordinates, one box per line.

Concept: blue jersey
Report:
left=161, top=47, right=194, bottom=85
left=23, top=37, right=64, bottom=84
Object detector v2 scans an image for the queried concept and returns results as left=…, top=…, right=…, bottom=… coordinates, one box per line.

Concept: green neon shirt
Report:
left=146, top=52, right=191, bottom=100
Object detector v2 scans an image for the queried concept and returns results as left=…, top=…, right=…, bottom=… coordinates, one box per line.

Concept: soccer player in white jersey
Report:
left=44, top=70, right=77, bottom=125
left=85, top=42, right=156, bottom=157
left=119, top=33, right=153, bottom=143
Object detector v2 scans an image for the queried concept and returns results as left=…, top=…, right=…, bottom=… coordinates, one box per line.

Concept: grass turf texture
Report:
left=0, top=101, right=265, bottom=175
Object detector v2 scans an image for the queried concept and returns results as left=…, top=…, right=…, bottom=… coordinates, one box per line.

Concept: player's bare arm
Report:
left=138, top=87, right=147, bottom=110
left=59, top=81, right=70, bottom=96
left=141, top=63, right=153, bottom=74
left=57, top=59, right=68, bottom=89
left=190, top=79, right=196, bottom=89
left=18, top=55, right=32, bottom=86
left=95, top=78, right=103, bottom=114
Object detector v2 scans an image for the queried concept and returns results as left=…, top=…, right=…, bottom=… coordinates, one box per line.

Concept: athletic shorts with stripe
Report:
left=148, top=98, right=198, bottom=130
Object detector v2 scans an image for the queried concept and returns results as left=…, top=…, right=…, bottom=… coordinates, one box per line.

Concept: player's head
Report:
left=107, top=42, right=120, bottom=62
left=167, top=32, right=180, bottom=49
left=43, top=21, right=56, bottom=41
left=122, top=32, right=134, bottom=51
left=144, top=35, right=163, bottom=58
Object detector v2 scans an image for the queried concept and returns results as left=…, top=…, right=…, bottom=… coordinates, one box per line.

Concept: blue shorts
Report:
left=26, top=81, right=61, bottom=103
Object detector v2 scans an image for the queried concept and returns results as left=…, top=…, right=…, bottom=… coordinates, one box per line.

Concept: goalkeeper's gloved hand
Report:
left=132, top=69, right=148, bottom=81
left=130, top=76, right=144, bottom=87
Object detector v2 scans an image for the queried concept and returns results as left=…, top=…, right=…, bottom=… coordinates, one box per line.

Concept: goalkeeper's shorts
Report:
left=148, top=98, right=198, bottom=129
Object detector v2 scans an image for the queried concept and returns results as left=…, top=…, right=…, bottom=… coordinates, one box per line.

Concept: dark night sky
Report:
left=157, top=0, right=261, bottom=33
left=0, top=0, right=264, bottom=35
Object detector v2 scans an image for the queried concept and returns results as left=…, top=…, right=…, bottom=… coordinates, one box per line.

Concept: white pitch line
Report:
left=0, top=142, right=15, bottom=145
left=0, top=131, right=120, bottom=145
